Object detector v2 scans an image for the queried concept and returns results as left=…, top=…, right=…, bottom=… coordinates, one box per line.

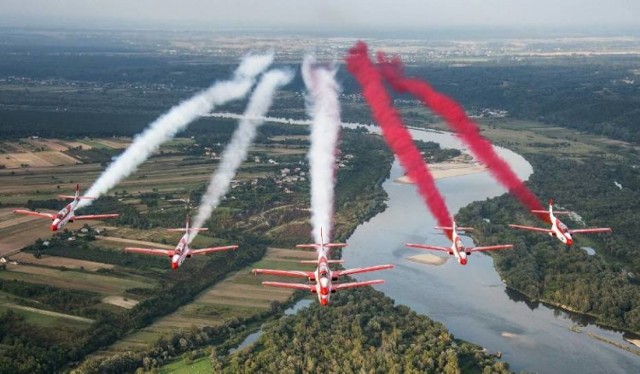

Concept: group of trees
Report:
left=457, top=151, right=640, bottom=333
left=223, top=286, right=509, bottom=373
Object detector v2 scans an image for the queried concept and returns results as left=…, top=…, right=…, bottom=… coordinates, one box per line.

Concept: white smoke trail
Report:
left=78, top=53, right=274, bottom=208
left=190, top=68, right=294, bottom=236
left=302, top=56, right=342, bottom=245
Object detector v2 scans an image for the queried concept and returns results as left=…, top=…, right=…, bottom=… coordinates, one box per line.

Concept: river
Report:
left=341, top=125, right=640, bottom=373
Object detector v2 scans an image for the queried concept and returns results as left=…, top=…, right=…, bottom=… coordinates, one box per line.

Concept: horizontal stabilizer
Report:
left=406, top=243, right=450, bottom=252
left=191, top=245, right=238, bottom=255
left=167, top=228, right=208, bottom=232
left=332, top=279, right=384, bottom=291
left=261, top=281, right=314, bottom=292
left=334, top=264, right=394, bottom=277
left=435, top=226, right=473, bottom=232
left=124, top=247, right=173, bottom=257
left=295, top=243, right=347, bottom=249
left=299, top=259, right=343, bottom=264
left=253, top=269, right=312, bottom=278
left=59, top=195, right=95, bottom=200
left=470, top=244, right=513, bottom=253
left=508, top=224, right=553, bottom=233
left=75, top=214, right=119, bottom=220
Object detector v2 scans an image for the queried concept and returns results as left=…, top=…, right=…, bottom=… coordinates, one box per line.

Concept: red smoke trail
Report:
left=346, top=42, right=454, bottom=236
left=376, top=53, right=547, bottom=220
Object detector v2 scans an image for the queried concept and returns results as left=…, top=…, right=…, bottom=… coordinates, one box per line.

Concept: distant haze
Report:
left=1, top=0, right=638, bottom=33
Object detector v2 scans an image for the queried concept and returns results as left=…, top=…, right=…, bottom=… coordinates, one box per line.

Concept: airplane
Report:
left=406, top=219, right=513, bottom=265
left=509, top=199, right=612, bottom=246
left=125, top=216, right=238, bottom=269
left=253, top=232, right=393, bottom=306
left=13, top=184, right=119, bottom=231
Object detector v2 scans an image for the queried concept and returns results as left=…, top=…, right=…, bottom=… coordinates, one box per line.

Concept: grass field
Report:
left=160, top=356, right=212, bottom=374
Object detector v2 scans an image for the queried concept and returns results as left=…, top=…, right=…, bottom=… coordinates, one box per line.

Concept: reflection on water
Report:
left=341, top=126, right=640, bottom=373
left=229, top=299, right=314, bottom=354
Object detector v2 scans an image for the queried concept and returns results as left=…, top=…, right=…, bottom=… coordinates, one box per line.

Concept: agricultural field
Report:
left=94, top=247, right=315, bottom=358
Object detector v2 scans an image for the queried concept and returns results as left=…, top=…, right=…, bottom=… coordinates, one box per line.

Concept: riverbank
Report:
left=394, top=158, right=486, bottom=183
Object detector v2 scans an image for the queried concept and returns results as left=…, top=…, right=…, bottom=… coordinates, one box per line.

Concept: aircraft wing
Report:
left=570, top=228, right=612, bottom=234
left=261, top=281, right=315, bottom=291
left=332, top=279, right=384, bottom=291
left=508, top=224, right=553, bottom=233
left=333, top=264, right=394, bottom=278
left=125, top=247, right=173, bottom=256
left=253, top=269, right=313, bottom=278
left=74, top=214, right=119, bottom=220
left=191, top=245, right=238, bottom=255
left=405, top=243, right=450, bottom=252
left=13, top=210, right=54, bottom=219
left=470, top=244, right=514, bottom=252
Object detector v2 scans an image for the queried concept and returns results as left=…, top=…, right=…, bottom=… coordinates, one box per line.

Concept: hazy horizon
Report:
left=1, top=0, right=639, bottom=39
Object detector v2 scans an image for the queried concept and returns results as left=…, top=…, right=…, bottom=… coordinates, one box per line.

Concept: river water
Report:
left=341, top=125, right=640, bottom=373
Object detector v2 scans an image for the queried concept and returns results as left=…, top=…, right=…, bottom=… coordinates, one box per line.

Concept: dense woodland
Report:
left=222, top=286, right=509, bottom=373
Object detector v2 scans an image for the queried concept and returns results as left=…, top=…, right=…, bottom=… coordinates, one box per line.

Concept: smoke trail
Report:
left=190, top=68, right=294, bottom=236
left=302, top=56, right=341, bottom=244
left=78, top=54, right=274, bottom=208
left=345, top=42, right=453, bottom=236
left=376, top=53, right=546, bottom=218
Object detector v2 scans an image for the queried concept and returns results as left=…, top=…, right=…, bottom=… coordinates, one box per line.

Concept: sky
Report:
left=0, top=0, right=638, bottom=32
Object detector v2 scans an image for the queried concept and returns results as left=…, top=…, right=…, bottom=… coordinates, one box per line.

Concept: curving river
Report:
left=342, top=125, right=640, bottom=373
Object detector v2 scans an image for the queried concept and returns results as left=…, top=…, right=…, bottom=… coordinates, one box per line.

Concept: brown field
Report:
left=102, top=296, right=139, bottom=309
left=11, top=252, right=114, bottom=271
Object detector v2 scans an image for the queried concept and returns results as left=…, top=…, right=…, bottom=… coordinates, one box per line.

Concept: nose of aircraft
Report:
left=320, top=297, right=328, bottom=306
left=566, top=237, right=574, bottom=246
left=460, top=257, right=468, bottom=265
left=51, top=223, right=58, bottom=231
left=171, top=262, right=179, bottom=270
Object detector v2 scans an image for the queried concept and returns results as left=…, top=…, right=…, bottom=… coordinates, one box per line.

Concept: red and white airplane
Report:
left=406, top=220, right=513, bottom=265
left=13, top=184, right=119, bottom=231
left=125, top=216, right=238, bottom=269
left=509, top=199, right=612, bottom=246
left=253, top=233, right=393, bottom=306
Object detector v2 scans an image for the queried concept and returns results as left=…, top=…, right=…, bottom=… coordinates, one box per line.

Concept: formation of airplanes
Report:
left=509, top=199, right=612, bottom=247
left=406, top=219, right=513, bottom=265
left=253, top=230, right=393, bottom=305
left=13, top=184, right=119, bottom=231
left=12, top=184, right=612, bottom=306
left=124, top=215, right=238, bottom=269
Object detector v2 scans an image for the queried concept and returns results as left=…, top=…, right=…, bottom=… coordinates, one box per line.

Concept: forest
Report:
left=457, top=150, right=640, bottom=333
left=222, top=286, right=509, bottom=373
